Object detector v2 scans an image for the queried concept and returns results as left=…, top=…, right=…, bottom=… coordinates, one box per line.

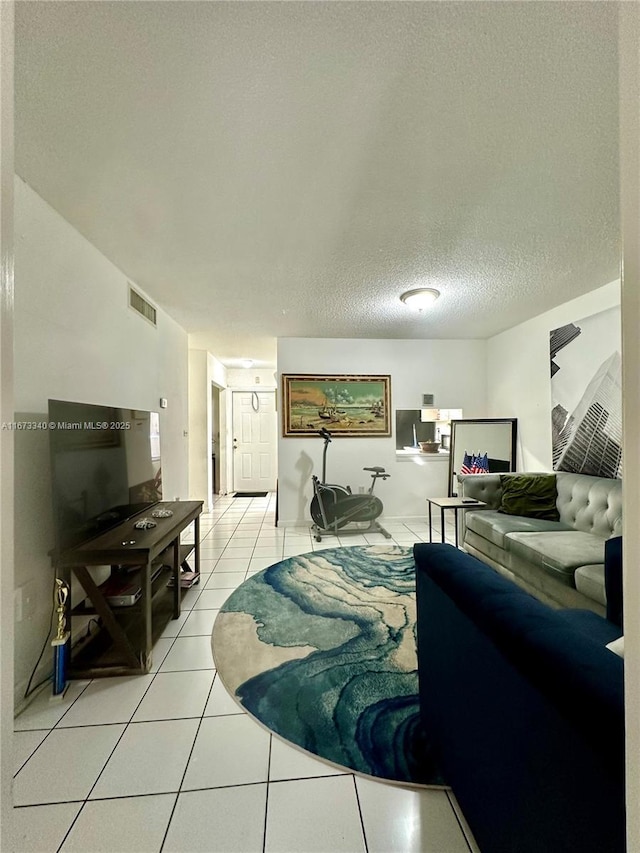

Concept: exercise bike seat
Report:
left=363, top=466, right=387, bottom=474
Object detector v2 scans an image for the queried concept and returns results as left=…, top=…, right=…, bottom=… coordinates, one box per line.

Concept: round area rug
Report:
left=211, top=545, right=446, bottom=788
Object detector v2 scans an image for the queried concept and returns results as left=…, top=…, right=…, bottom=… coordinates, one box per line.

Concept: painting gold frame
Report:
left=282, top=374, right=391, bottom=437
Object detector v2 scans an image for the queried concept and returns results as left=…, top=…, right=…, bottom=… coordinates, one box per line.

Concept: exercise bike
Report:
left=310, top=427, right=392, bottom=542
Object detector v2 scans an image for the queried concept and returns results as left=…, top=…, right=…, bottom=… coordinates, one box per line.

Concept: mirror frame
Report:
left=448, top=418, right=518, bottom=496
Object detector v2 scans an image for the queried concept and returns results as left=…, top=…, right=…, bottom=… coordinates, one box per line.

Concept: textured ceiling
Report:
left=15, top=1, right=620, bottom=368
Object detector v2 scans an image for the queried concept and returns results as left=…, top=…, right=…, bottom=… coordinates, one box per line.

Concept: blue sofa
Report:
left=414, top=542, right=625, bottom=853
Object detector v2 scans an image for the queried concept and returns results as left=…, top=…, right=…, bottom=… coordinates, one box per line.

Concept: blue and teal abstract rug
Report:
left=211, top=545, right=446, bottom=788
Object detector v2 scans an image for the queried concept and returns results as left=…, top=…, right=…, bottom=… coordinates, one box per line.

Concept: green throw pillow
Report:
left=498, top=474, right=560, bottom=520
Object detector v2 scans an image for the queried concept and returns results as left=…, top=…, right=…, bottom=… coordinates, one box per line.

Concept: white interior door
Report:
left=232, top=391, right=277, bottom=493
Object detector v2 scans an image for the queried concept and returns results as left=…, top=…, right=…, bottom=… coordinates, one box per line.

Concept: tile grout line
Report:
left=157, top=670, right=219, bottom=853
left=174, top=698, right=208, bottom=795
left=13, top=725, right=59, bottom=779
left=261, top=735, right=273, bottom=853
left=54, top=714, right=137, bottom=850
left=78, top=648, right=171, bottom=801
left=55, top=799, right=86, bottom=852
left=351, top=774, right=370, bottom=853
left=13, top=676, right=93, bottom=780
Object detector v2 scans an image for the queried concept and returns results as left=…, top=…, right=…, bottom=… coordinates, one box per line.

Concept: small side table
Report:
left=426, top=497, right=487, bottom=548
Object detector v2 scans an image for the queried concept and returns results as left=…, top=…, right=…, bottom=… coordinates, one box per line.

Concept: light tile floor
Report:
left=13, top=494, right=479, bottom=853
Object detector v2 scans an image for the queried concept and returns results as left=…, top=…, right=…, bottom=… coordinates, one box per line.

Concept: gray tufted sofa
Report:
left=457, top=472, right=622, bottom=616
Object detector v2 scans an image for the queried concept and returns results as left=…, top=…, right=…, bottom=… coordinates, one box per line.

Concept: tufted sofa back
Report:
left=458, top=471, right=622, bottom=539
left=555, top=472, right=622, bottom=538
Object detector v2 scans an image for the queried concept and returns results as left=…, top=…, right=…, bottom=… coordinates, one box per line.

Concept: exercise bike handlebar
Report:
left=317, top=428, right=389, bottom=481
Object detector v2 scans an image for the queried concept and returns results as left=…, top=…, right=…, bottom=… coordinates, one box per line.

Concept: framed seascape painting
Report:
left=282, top=374, right=391, bottom=437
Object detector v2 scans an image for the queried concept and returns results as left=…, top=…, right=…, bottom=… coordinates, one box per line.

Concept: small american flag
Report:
left=460, top=452, right=473, bottom=474
left=471, top=452, right=490, bottom=473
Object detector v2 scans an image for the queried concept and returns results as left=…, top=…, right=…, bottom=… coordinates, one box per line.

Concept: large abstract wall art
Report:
left=550, top=306, right=622, bottom=478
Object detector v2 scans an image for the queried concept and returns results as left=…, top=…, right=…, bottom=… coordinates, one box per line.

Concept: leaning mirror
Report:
left=448, top=418, right=518, bottom=496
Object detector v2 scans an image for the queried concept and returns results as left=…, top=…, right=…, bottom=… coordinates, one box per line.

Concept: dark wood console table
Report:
left=52, top=500, right=203, bottom=678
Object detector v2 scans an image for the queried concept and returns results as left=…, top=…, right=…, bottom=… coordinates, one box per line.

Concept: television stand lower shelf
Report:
left=52, top=500, right=203, bottom=678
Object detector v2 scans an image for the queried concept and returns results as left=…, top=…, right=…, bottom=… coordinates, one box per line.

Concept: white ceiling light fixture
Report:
left=241, top=358, right=254, bottom=369
left=400, top=288, right=440, bottom=311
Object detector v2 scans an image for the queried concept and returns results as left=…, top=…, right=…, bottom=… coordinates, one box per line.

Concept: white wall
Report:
left=208, top=354, right=230, bottom=496
left=13, top=178, right=189, bottom=707
left=0, top=2, right=14, bottom=843
left=188, top=351, right=238, bottom=503
left=620, top=4, right=640, bottom=846
left=188, top=349, right=211, bottom=506
left=226, top=367, right=277, bottom=389
left=277, top=337, right=489, bottom=524
left=486, top=280, right=621, bottom=471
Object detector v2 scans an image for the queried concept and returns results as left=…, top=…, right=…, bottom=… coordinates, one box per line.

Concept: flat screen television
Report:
left=48, top=399, right=162, bottom=553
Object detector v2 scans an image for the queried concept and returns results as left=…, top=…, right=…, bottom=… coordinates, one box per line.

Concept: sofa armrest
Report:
left=605, top=536, right=623, bottom=628
left=457, top=473, right=502, bottom=507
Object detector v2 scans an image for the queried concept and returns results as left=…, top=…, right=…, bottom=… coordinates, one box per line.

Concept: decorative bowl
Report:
left=419, top=441, right=441, bottom=453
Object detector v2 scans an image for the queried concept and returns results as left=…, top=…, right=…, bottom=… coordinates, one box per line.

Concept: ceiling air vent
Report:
left=129, top=285, right=157, bottom=327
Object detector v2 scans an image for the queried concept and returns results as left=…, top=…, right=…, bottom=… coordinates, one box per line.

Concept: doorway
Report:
left=211, top=384, right=221, bottom=495
left=232, top=390, right=277, bottom=493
